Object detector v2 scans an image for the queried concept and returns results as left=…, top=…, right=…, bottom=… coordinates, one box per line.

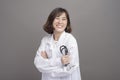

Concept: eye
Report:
left=55, top=17, right=59, bottom=20
left=62, top=18, right=67, bottom=21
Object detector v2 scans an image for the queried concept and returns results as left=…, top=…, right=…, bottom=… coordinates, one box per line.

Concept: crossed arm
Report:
left=41, top=51, right=70, bottom=65
left=34, top=37, right=79, bottom=77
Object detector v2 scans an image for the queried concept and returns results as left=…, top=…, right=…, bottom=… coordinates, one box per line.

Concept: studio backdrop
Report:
left=0, top=0, right=120, bottom=80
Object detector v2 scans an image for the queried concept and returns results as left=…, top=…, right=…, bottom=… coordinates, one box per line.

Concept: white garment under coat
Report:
left=34, top=31, right=81, bottom=80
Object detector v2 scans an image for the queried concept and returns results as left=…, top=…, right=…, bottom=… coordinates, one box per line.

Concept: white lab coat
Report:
left=34, top=31, right=81, bottom=80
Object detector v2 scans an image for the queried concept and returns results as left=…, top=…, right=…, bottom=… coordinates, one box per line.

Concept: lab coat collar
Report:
left=51, top=31, right=66, bottom=44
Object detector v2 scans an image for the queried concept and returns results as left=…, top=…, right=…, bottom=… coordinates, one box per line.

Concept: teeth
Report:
left=57, top=25, right=62, bottom=27
left=58, top=26, right=62, bottom=27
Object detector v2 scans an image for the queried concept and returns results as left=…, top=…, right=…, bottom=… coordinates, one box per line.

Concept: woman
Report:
left=34, top=7, right=81, bottom=80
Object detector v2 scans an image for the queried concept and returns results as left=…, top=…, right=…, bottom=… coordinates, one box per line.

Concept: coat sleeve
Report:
left=50, top=35, right=80, bottom=77
left=34, top=37, right=63, bottom=73
left=34, top=35, right=80, bottom=77
left=68, top=35, right=80, bottom=67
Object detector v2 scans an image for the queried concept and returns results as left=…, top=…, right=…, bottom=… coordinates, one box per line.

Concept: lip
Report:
left=56, top=25, right=63, bottom=28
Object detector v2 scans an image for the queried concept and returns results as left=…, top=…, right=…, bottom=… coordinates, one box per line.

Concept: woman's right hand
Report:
left=41, top=51, right=48, bottom=59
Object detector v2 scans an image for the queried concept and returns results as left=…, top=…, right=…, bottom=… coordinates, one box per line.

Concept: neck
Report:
left=53, top=31, right=63, bottom=41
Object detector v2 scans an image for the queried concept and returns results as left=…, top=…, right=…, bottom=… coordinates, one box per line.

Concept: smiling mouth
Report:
left=56, top=25, right=63, bottom=28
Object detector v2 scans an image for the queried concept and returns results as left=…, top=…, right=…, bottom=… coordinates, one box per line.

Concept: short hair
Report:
left=43, top=7, right=72, bottom=34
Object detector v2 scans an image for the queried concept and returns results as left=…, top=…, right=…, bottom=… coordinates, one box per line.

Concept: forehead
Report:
left=56, top=12, right=67, bottom=17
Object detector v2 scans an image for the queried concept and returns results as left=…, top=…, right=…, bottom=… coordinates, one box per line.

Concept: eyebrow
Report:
left=62, top=17, right=67, bottom=18
left=55, top=16, right=67, bottom=18
left=61, top=16, right=67, bottom=18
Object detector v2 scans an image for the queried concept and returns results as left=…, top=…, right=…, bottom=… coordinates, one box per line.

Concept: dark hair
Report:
left=43, top=7, right=72, bottom=34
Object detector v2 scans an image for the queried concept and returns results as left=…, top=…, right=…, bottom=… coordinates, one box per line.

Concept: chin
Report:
left=55, top=30, right=64, bottom=33
left=58, top=29, right=64, bottom=32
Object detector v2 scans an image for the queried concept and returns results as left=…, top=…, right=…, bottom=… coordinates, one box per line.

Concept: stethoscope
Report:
left=60, top=45, right=76, bottom=71
left=60, top=45, right=69, bottom=66
left=60, top=45, right=68, bottom=55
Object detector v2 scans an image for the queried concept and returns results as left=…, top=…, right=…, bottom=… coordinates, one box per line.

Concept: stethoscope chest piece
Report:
left=60, top=45, right=68, bottom=55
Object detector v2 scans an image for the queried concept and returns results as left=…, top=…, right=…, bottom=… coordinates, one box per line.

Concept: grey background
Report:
left=0, top=0, right=120, bottom=80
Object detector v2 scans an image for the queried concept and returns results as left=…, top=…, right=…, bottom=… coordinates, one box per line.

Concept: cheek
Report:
left=52, top=21, right=56, bottom=26
left=64, top=21, right=68, bottom=26
left=64, top=21, right=67, bottom=23
left=53, top=20, right=58, bottom=26
left=53, top=19, right=58, bottom=23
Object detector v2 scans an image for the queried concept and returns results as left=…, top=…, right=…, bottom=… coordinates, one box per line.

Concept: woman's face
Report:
left=53, top=12, right=67, bottom=33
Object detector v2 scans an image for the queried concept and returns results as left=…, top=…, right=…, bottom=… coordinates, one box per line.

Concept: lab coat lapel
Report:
left=50, top=31, right=66, bottom=45
left=50, top=31, right=66, bottom=57
left=57, top=31, right=66, bottom=45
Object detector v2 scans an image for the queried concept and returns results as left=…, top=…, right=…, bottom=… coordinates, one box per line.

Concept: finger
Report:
left=41, top=51, right=43, bottom=54
left=43, top=51, right=47, bottom=54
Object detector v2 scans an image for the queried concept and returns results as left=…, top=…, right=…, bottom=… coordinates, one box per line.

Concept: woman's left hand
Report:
left=61, top=55, right=70, bottom=65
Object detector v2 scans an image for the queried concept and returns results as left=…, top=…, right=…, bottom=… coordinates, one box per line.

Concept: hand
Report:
left=41, top=51, right=48, bottom=59
left=61, top=55, right=70, bottom=65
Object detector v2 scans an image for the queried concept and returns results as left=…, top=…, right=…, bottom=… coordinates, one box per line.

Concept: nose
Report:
left=58, top=19, right=62, bottom=23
